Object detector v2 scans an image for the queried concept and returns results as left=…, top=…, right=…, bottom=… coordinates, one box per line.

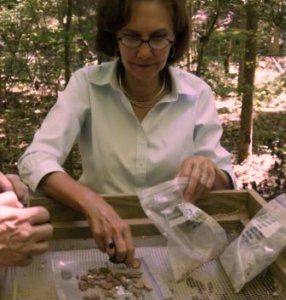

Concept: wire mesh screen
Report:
left=1, top=238, right=284, bottom=300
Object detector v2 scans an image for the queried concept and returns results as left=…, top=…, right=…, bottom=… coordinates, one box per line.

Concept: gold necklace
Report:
left=118, top=72, right=166, bottom=108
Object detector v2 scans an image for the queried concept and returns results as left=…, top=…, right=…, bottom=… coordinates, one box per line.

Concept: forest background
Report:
left=0, top=0, right=285, bottom=201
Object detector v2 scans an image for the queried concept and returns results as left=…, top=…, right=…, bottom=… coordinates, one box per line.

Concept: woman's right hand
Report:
left=84, top=196, right=135, bottom=266
left=39, top=172, right=135, bottom=266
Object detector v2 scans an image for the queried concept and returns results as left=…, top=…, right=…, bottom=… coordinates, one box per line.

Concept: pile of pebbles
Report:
left=73, top=259, right=153, bottom=299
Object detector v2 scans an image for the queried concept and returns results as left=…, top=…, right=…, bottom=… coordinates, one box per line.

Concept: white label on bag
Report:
left=168, top=215, right=187, bottom=227
left=166, top=203, right=205, bottom=229
left=166, top=205, right=187, bottom=227
left=251, top=214, right=281, bottom=239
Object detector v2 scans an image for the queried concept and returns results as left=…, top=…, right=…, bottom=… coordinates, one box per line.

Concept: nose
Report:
left=136, top=42, right=153, bottom=59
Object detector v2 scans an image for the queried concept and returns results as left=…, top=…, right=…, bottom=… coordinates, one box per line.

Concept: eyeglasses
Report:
left=117, top=35, right=174, bottom=50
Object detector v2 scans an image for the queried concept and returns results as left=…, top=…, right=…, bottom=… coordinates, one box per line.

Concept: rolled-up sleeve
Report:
left=18, top=71, right=90, bottom=191
left=193, top=86, right=236, bottom=187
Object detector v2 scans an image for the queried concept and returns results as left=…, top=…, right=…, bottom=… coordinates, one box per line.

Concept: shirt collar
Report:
left=87, top=59, right=119, bottom=88
left=87, top=59, right=198, bottom=100
left=168, top=66, right=199, bottom=99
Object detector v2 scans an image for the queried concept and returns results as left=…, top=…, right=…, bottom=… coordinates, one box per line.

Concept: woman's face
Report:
left=117, top=1, right=174, bottom=83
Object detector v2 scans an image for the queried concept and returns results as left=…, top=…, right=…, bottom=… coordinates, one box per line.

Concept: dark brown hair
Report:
left=95, top=0, right=190, bottom=64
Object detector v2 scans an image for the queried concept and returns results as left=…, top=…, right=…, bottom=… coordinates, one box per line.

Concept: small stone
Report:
left=80, top=274, right=89, bottom=282
left=88, top=267, right=98, bottom=275
left=131, top=258, right=141, bottom=269
left=100, top=267, right=111, bottom=274
left=78, top=281, right=89, bottom=291
left=128, top=270, right=142, bottom=278
left=99, top=281, right=114, bottom=290
left=142, top=279, right=153, bottom=291
left=133, top=279, right=145, bottom=289
left=272, top=292, right=279, bottom=297
left=61, top=269, right=73, bottom=280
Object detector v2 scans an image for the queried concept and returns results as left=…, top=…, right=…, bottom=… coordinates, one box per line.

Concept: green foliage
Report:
left=0, top=0, right=97, bottom=94
left=0, top=0, right=285, bottom=193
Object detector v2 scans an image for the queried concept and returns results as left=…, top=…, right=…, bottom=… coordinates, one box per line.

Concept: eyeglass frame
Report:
left=117, top=35, right=174, bottom=50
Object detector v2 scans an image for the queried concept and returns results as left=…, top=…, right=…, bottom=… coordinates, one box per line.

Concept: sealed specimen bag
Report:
left=219, top=193, right=286, bottom=292
left=137, top=177, right=228, bottom=281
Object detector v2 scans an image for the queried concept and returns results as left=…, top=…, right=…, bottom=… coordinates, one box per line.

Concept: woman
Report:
left=0, top=172, right=53, bottom=266
left=18, top=0, right=235, bottom=265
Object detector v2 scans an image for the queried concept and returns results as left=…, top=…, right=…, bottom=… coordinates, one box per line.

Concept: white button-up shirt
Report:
left=18, top=60, right=235, bottom=193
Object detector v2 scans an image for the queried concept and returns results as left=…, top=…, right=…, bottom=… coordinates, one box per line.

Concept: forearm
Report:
left=39, top=172, right=135, bottom=264
left=39, top=171, right=103, bottom=214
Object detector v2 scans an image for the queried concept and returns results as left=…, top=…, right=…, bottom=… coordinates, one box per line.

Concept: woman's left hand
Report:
left=177, top=156, right=223, bottom=203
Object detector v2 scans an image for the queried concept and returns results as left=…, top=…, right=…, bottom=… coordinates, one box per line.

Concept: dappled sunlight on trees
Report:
left=0, top=0, right=285, bottom=199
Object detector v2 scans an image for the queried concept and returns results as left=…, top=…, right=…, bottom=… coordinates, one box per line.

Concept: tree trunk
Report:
left=237, top=6, right=247, bottom=94
left=238, top=1, right=258, bottom=163
left=268, top=25, right=280, bottom=56
left=186, top=0, right=193, bottom=72
left=64, top=0, right=73, bottom=86
left=223, top=41, right=232, bottom=74
left=196, top=4, right=220, bottom=76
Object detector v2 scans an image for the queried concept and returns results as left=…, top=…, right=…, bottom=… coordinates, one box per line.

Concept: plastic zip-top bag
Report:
left=220, top=193, right=286, bottom=292
left=137, top=177, right=228, bottom=282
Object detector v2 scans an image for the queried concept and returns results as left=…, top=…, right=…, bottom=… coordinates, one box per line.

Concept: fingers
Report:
left=0, top=191, right=23, bottom=208
left=178, top=159, right=197, bottom=201
left=87, top=204, right=135, bottom=266
left=0, top=172, right=14, bottom=192
left=32, top=222, right=53, bottom=243
left=178, top=156, right=216, bottom=202
left=104, top=235, right=116, bottom=257
left=122, top=226, right=135, bottom=266
left=110, top=222, right=134, bottom=264
left=5, top=174, right=29, bottom=205
left=27, top=240, right=51, bottom=256
left=6, top=208, right=52, bottom=246
left=0, top=207, right=53, bottom=267
left=111, top=233, right=127, bottom=262
left=0, top=172, right=29, bottom=205
left=24, top=206, right=51, bottom=225
left=91, top=223, right=106, bottom=253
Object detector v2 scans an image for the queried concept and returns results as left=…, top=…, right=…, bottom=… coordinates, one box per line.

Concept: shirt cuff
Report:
left=18, top=155, right=65, bottom=192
